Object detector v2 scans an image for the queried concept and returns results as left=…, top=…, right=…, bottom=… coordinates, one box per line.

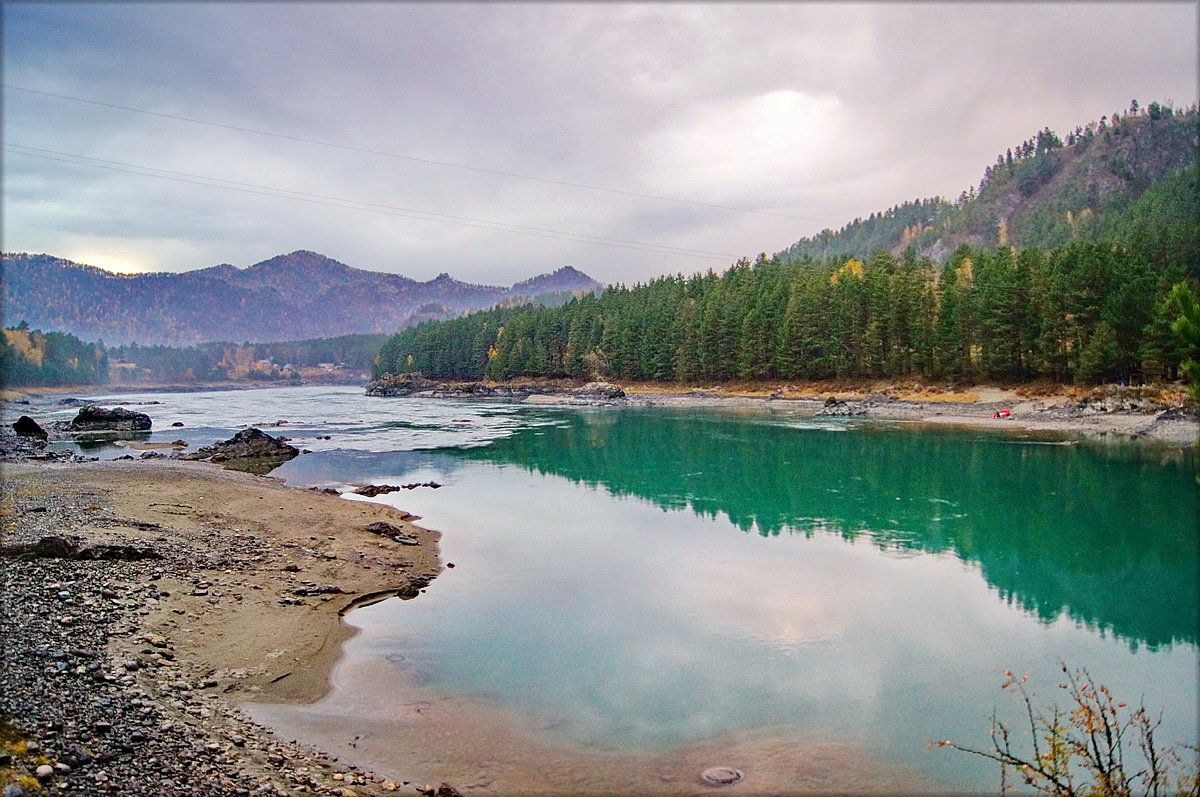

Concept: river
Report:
left=44, top=385, right=1200, bottom=793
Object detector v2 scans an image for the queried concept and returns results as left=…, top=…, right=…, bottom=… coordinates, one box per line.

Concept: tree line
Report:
left=1, top=323, right=108, bottom=387
left=0, top=327, right=387, bottom=388
left=374, top=239, right=1199, bottom=387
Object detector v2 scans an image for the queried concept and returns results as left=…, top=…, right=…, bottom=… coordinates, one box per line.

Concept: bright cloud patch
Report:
left=641, top=90, right=846, bottom=201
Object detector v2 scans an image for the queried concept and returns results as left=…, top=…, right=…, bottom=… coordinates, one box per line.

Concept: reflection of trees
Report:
left=459, top=410, right=1199, bottom=651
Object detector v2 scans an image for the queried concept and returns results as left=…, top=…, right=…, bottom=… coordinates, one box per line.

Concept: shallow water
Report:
left=38, top=386, right=1200, bottom=791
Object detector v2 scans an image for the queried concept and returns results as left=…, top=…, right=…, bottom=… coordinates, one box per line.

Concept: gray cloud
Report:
left=3, top=2, right=1196, bottom=284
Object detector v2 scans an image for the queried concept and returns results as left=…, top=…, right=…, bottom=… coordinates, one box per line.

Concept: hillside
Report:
left=778, top=102, right=1198, bottom=265
left=0, top=250, right=601, bottom=345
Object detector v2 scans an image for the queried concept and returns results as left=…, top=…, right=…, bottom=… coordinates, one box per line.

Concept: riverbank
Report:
left=1, top=459, right=441, bottom=795
left=520, top=381, right=1197, bottom=446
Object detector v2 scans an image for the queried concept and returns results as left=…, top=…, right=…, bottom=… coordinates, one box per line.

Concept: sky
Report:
left=3, top=2, right=1197, bottom=286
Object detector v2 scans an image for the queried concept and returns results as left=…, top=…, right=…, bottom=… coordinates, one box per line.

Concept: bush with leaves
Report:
left=933, top=664, right=1199, bottom=795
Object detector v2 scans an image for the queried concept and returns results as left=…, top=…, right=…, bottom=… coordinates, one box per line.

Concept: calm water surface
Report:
left=45, top=386, right=1200, bottom=791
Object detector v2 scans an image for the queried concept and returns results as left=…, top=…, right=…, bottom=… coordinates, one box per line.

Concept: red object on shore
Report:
left=992, top=409, right=1012, bottom=419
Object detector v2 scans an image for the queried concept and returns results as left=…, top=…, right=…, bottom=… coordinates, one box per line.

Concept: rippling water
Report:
left=40, top=385, right=1200, bottom=792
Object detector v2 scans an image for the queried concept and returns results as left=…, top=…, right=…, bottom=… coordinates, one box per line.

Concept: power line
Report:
left=3, top=143, right=739, bottom=261
left=4, top=84, right=835, bottom=224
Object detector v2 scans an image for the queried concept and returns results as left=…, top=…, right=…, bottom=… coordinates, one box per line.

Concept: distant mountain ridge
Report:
left=1, top=250, right=601, bottom=345
left=777, top=102, right=1199, bottom=264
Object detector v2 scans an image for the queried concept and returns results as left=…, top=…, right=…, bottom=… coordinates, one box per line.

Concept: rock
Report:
left=418, top=785, right=462, bottom=797
left=69, top=405, right=153, bottom=432
left=354, top=484, right=403, bottom=497
left=0, top=535, right=78, bottom=558
left=180, top=428, right=299, bottom=465
left=700, top=766, right=744, bottom=786
left=574, top=381, right=625, bottom=400
left=35, top=764, right=54, bottom=780
left=171, top=421, right=185, bottom=427
left=12, top=415, right=48, bottom=440
left=363, top=521, right=420, bottom=545
left=0, top=428, right=48, bottom=460
left=817, top=397, right=866, bottom=417
left=4, top=784, right=25, bottom=797
left=365, top=373, right=439, bottom=397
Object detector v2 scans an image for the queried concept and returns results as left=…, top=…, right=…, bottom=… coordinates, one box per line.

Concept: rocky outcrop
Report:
left=574, top=381, right=625, bottom=400
left=353, top=482, right=442, bottom=497
left=180, top=428, right=299, bottom=464
left=365, top=374, right=439, bottom=396
left=70, top=405, right=152, bottom=432
left=367, top=374, right=627, bottom=404
left=816, top=397, right=868, bottom=417
left=12, top=415, right=48, bottom=440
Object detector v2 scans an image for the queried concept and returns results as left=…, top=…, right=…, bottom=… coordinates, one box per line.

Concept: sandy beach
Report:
left=2, top=458, right=441, bottom=795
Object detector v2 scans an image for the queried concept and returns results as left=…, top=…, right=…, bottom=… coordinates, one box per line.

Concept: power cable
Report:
left=4, top=84, right=834, bottom=224
left=3, top=144, right=739, bottom=261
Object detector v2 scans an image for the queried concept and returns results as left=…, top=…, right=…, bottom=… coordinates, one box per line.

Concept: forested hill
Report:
left=0, top=250, right=600, bottom=346
left=778, top=101, right=1198, bottom=263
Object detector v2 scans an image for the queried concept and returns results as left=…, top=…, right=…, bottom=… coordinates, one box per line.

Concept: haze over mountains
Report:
left=1, top=251, right=601, bottom=346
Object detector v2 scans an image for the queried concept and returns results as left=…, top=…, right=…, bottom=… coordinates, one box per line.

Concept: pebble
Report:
left=1, top=466, right=429, bottom=797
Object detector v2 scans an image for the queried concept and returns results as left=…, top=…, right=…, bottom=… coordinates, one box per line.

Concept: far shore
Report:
left=6, top=376, right=1196, bottom=446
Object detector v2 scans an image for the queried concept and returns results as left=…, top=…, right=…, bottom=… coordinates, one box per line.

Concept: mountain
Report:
left=0, top=250, right=602, bottom=345
left=777, top=102, right=1199, bottom=265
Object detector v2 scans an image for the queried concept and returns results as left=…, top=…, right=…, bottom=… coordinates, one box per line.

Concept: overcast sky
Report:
left=3, top=2, right=1197, bottom=285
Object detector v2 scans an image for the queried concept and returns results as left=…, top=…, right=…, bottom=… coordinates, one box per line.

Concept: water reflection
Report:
left=453, top=408, right=1199, bottom=650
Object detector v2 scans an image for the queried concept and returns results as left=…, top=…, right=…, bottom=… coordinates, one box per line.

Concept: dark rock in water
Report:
left=355, top=484, right=404, bottom=497
left=69, top=405, right=152, bottom=432
left=355, top=482, right=441, bottom=496
left=171, top=421, right=185, bottom=427
left=177, top=427, right=300, bottom=463
left=57, top=397, right=87, bottom=406
left=12, top=415, right=48, bottom=441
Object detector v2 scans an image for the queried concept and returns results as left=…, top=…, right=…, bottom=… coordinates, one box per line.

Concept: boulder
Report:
left=181, top=427, right=299, bottom=463
left=12, top=415, right=48, bottom=441
left=366, top=374, right=438, bottom=397
left=69, top=405, right=152, bottom=432
left=817, top=397, right=867, bottom=417
left=574, top=382, right=626, bottom=400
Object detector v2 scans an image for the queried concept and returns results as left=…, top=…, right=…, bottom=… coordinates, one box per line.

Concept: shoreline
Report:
left=1, top=458, right=441, bottom=795
left=552, top=385, right=1200, bottom=447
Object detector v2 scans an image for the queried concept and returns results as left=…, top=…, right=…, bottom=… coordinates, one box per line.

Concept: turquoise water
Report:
left=40, top=386, right=1200, bottom=790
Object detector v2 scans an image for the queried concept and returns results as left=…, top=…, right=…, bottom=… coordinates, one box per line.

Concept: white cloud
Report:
left=3, top=2, right=1197, bottom=284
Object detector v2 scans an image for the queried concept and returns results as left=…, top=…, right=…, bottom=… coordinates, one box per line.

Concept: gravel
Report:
left=0, top=466, right=412, bottom=796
